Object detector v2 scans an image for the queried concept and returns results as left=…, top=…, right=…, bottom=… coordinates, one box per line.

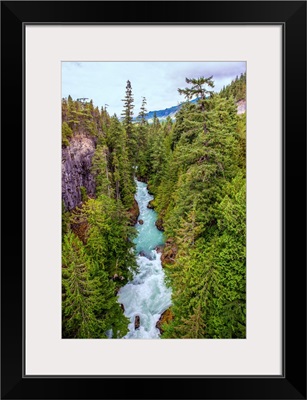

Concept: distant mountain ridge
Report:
left=134, top=97, right=245, bottom=123
left=142, top=98, right=198, bottom=123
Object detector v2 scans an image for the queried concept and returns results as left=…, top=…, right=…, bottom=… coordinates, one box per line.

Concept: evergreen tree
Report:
left=72, top=196, right=137, bottom=282
left=220, top=72, right=246, bottom=102
left=62, top=232, right=107, bottom=338
left=100, top=105, right=111, bottom=138
left=62, top=232, right=130, bottom=338
left=121, top=80, right=137, bottom=166
left=62, top=122, right=73, bottom=147
left=91, top=144, right=113, bottom=198
left=149, top=124, right=167, bottom=188
left=178, top=76, right=214, bottom=133
left=137, top=96, right=147, bottom=123
left=152, top=111, right=160, bottom=130
left=136, top=97, right=150, bottom=178
left=178, top=76, right=214, bottom=110
left=107, top=115, right=135, bottom=208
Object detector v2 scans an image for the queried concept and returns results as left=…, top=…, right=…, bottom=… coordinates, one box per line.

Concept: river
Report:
left=117, top=180, right=172, bottom=338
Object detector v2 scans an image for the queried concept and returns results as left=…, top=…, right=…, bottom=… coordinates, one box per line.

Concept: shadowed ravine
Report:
left=118, top=180, right=172, bottom=338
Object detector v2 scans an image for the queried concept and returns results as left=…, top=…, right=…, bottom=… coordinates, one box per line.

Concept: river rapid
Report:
left=117, top=180, right=172, bottom=338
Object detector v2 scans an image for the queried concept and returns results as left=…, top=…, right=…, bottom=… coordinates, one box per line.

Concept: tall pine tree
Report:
left=121, top=80, right=137, bottom=167
left=136, top=97, right=149, bottom=178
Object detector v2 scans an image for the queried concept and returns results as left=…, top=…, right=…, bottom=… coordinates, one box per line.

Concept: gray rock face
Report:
left=237, top=99, right=246, bottom=115
left=62, top=133, right=97, bottom=210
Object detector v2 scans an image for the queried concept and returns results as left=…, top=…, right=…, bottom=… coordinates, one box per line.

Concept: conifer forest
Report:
left=62, top=65, right=246, bottom=339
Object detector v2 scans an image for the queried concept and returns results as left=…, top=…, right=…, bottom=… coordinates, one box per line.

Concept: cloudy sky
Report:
left=62, top=62, right=246, bottom=116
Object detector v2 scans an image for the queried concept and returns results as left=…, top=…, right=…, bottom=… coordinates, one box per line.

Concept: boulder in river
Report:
left=155, top=219, right=164, bottom=231
left=112, top=274, right=125, bottom=281
left=147, top=200, right=155, bottom=209
left=136, top=176, right=148, bottom=183
left=138, top=219, right=144, bottom=225
left=156, top=308, right=174, bottom=334
left=134, top=315, right=140, bottom=330
left=139, top=250, right=154, bottom=260
left=128, top=199, right=140, bottom=226
left=155, top=245, right=165, bottom=254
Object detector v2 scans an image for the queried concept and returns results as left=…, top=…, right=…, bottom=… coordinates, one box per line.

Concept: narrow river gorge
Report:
left=118, top=180, right=172, bottom=338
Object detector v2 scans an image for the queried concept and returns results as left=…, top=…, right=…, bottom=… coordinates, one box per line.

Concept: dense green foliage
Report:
left=62, top=231, right=129, bottom=338
left=220, top=72, right=246, bottom=102
left=121, top=80, right=138, bottom=168
left=62, top=192, right=136, bottom=338
left=92, top=115, right=136, bottom=209
left=62, top=122, right=73, bottom=147
left=62, top=73, right=246, bottom=339
left=142, top=76, right=246, bottom=338
left=62, top=90, right=138, bottom=338
left=62, top=96, right=103, bottom=145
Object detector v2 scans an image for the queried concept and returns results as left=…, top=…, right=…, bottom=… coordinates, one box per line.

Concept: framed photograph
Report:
left=1, top=1, right=306, bottom=399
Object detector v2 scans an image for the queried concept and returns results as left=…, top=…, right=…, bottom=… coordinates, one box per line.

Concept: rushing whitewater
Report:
left=118, top=181, right=172, bottom=338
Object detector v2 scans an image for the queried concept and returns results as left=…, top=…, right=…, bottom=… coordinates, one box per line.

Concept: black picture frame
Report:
left=1, top=1, right=306, bottom=399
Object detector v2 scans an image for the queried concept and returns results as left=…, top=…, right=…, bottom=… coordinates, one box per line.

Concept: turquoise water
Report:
left=133, top=181, right=165, bottom=255
left=118, top=180, right=172, bottom=339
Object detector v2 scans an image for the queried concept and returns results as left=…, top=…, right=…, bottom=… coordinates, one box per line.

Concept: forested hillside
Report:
left=62, top=92, right=138, bottom=338
left=62, top=73, right=246, bottom=339
left=220, top=72, right=246, bottom=101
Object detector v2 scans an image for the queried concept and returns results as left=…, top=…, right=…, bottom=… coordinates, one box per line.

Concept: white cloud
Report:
left=62, top=61, right=246, bottom=116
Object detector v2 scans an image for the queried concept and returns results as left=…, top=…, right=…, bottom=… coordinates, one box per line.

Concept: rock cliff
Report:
left=62, top=133, right=97, bottom=210
left=237, top=99, right=246, bottom=115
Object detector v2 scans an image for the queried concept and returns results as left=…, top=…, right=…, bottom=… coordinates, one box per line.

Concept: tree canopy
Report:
left=61, top=73, right=246, bottom=339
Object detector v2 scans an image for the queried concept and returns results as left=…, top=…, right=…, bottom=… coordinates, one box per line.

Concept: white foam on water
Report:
left=117, top=181, right=172, bottom=339
left=118, top=252, right=171, bottom=339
